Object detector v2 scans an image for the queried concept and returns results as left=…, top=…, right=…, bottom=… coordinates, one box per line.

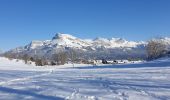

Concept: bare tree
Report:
left=52, top=53, right=60, bottom=65
left=52, top=52, right=67, bottom=65
left=3, top=52, right=16, bottom=60
left=70, top=50, right=77, bottom=62
left=41, top=56, right=49, bottom=66
left=69, top=49, right=77, bottom=67
left=60, top=52, right=67, bottom=65
left=22, top=54, right=30, bottom=64
left=146, top=39, right=166, bottom=60
left=35, top=59, right=43, bottom=66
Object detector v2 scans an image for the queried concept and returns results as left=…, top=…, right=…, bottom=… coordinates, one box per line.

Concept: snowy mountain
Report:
left=26, top=33, right=146, bottom=49
left=6, top=33, right=149, bottom=59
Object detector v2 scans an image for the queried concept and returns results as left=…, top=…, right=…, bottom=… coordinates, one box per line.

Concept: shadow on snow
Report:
left=75, top=61, right=170, bottom=69
left=0, top=86, right=64, bottom=100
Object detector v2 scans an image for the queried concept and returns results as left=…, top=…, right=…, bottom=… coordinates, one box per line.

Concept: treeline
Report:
left=146, top=38, right=170, bottom=60
left=3, top=50, right=78, bottom=66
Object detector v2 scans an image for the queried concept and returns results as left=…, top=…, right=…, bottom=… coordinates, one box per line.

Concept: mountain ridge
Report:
left=27, top=33, right=146, bottom=50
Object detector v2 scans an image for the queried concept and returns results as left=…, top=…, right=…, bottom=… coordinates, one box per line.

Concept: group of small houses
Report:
left=76, top=59, right=142, bottom=65
left=59, top=59, right=131, bottom=65
left=87, top=59, right=132, bottom=65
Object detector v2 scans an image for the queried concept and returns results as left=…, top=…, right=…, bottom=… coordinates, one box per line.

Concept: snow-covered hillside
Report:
left=25, top=33, right=146, bottom=49
left=0, top=57, right=170, bottom=100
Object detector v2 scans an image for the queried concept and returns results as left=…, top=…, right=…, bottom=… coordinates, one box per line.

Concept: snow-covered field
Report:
left=0, top=57, right=170, bottom=100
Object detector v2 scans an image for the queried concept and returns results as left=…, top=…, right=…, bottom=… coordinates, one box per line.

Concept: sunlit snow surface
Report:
left=0, top=57, right=170, bottom=100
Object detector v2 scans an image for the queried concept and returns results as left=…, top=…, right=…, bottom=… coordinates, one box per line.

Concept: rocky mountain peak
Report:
left=52, top=33, right=77, bottom=40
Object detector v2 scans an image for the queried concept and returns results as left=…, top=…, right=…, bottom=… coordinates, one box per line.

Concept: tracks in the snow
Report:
left=0, top=70, right=55, bottom=86
left=101, top=79, right=167, bottom=100
left=97, top=77, right=129, bottom=100
left=65, top=88, right=98, bottom=100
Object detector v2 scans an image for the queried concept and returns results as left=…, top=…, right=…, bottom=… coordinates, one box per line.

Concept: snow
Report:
left=0, top=57, right=170, bottom=100
left=21, top=33, right=146, bottom=51
left=0, top=57, right=92, bottom=71
left=51, top=33, right=92, bottom=49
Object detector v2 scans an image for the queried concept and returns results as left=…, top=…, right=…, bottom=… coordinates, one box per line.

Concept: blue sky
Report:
left=0, top=0, right=170, bottom=51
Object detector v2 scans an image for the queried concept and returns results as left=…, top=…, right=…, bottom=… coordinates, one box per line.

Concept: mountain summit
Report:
left=52, top=33, right=77, bottom=40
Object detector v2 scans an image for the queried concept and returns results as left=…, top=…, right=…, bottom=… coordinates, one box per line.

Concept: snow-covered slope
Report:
left=93, top=37, right=144, bottom=48
left=51, top=33, right=92, bottom=48
left=0, top=57, right=170, bottom=100
left=26, top=33, right=145, bottom=49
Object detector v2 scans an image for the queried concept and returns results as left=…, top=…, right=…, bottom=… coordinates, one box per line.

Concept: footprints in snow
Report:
left=65, top=88, right=98, bottom=100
